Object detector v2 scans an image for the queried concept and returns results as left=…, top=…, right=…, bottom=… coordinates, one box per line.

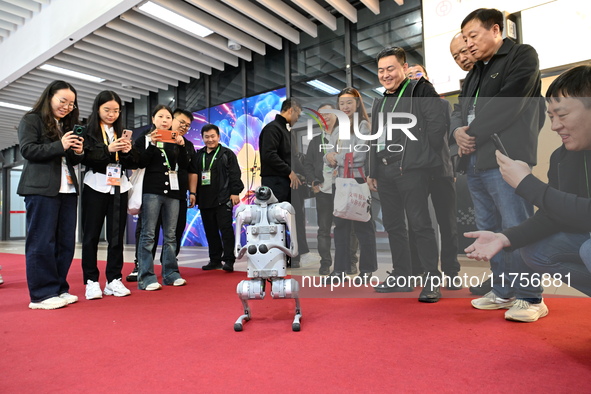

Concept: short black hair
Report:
left=546, top=65, right=591, bottom=109
left=201, top=123, right=220, bottom=136
left=173, top=108, right=194, bottom=122
left=280, top=98, right=302, bottom=113
left=376, top=47, right=406, bottom=65
left=461, top=8, right=504, bottom=33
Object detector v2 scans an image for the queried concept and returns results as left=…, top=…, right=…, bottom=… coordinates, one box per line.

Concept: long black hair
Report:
left=86, top=90, right=123, bottom=144
left=28, top=80, right=79, bottom=140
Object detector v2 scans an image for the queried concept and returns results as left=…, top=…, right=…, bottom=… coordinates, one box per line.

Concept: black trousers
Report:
left=81, top=186, right=128, bottom=283
left=262, top=175, right=290, bottom=203
left=376, top=165, right=440, bottom=277
left=201, top=203, right=236, bottom=264
left=291, top=185, right=310, bottom=258
left=316, top=191, right=359, bottom=268
left=410, top=175, right=461, bottom=276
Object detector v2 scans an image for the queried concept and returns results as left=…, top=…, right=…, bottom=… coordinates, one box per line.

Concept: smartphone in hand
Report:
left=491, top=133, right=509, bottom=157
left=121, top=129, right=133, bottom=141
left=155, top=129, right=178, bottom=144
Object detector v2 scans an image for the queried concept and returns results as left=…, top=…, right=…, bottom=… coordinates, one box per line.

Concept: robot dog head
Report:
left=254, top=186, right=278, bottom=205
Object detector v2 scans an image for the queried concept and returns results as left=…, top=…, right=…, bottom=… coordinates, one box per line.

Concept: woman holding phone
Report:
left=17, top=80, right=84, bottom=310
left=134, top=104, right=189, bottom=290
left=81, top=90, right=138, bottom=300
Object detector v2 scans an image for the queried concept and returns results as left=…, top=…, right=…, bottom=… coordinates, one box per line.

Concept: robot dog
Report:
left=233, top=186, right=302, bottom=331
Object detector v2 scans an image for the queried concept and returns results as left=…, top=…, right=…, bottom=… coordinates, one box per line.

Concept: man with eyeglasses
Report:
left=127, top=108, right=196, bottom=282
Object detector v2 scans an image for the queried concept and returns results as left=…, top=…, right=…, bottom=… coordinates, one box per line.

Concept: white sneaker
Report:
left=471, top=291, right=516, bottom=310
left=85, top=280, right=103, bottom=300
left=145, top=282, right=162, bottom=291
left=29, top=296, right=68, bottom=310
left=505, top=299, right=549, bottom=322
left=173, top=278, right=187, bottom=286
left=59, top=292, right=78, bottom=304
left=104, top=278, right=131, bottom=297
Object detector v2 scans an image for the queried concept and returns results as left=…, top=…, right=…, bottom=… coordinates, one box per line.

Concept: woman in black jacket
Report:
left=17, top=80, right=84, bottom=310
left=134, top=105, right=189, bottom=290
left=81, top=90, right=138, bottom=300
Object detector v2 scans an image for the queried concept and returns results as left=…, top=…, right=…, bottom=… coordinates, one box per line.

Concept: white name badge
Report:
left=169, top=171, right=179, bottom=190
left=201, top=170, right=211, bottom=186
left=106, top=163, right=122, bottom=186
left=467, top=108, right=476, bottom=126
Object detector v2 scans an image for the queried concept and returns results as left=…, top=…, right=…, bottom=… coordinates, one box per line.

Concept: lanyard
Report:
left=473, top=88, right=480, bottom=108
left=160, top=148, right=173, bottom=171
left=380, top=78, right=411, bottom=113
left=202, top=145, right=221, bottom=171
left=101, top=124, right=119, bottom=162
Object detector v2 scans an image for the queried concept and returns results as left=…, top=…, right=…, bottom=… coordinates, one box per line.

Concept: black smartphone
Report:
left=72, top=124, right=87, bottom=139
left=491, top=133, right=509, bottom=157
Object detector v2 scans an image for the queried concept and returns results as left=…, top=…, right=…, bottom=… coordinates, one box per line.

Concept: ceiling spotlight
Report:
left=227, top=40, right=241, bottom=51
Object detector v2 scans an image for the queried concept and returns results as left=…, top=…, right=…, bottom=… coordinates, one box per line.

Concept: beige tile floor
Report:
left=0, top=239, right=584, bottom=297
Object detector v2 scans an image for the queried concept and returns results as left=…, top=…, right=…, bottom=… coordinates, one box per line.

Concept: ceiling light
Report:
left=40, top=64, right=105, bottom=83
left=138, top=1, right=213, bottom=38
left=306, top=80, right=340, bottom=95
left=0, top=102, right=32, bottom=111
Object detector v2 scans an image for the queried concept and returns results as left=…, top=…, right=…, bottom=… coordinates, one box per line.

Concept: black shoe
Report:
left=469, top=277, right=492, bottom=295
left=419, top=277, right=441, bottom=303
left=202, top=261, right=223, bottom=270
left=319, top=265, right=331, bottom=276
left=374, top=272, right=413, bottom=293
left=126, top=264, right=138, bottom=282
left=356, top=271, right=372, bottom=285
left=445, top=274, right=462, bottom=290
left=290, top=257, right=301, bottom=269
left=323, top=271, right=345, bottom=285
left=222, top=262, right=234, bottom=272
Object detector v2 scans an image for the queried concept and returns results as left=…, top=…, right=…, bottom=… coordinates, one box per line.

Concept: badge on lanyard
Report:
left=202, top=170, right=211, bottom=186
left=467, top=108, right=476, bottom=126
left=169, top=171, right=179, bottom=190
left=106, top=163, right=122, bottom=186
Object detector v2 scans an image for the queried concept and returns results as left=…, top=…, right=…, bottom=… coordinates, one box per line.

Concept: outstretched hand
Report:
left=464, top=231, right=510, bottom=261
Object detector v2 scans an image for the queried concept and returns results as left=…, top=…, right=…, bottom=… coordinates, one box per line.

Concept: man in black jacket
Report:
left=367, top=47, right=447, bottom=302
left=450, top=8, right=545, bottom=317
left=196, top=124, right=244, bottom=272
left=464, top=65, right=591, bottom=322
left=259, top=98, right=302, bottom=203
left=259, top=98, right=305, bottom=268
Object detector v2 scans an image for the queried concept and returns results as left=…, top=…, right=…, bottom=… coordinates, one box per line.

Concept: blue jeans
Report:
left=24, top=194, right=78, bottom=302
left=466, top=154, right=540, bottom=300
left=138, top=193, right=181, bottom=289
left=521, top=233, right=591, bottom=296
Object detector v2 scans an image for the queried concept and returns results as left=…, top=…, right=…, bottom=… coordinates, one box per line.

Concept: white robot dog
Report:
left=233, top=186, right=302, bottom=331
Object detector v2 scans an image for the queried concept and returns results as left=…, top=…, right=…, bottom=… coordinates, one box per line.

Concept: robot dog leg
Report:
left=233, top=186, right=301, bottom=331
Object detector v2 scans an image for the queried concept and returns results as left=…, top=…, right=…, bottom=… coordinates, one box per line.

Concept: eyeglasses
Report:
left=55, top=97, right=76, bottom=110
left=175, top=118, right=191, bottom=129
left=101, top=108, right=121, bottom=115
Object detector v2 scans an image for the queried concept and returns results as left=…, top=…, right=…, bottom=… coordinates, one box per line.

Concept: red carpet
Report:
left=1, top=252, right=591, bottom=393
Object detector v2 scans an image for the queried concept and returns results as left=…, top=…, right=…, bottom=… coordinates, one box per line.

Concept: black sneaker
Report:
left=222, top=262, right=234, bottom=272
left=418, top=276, right=441, bottom=303
left=469, top=277, right=492, bottom=295
left=202, top=261, right=223, bottom=270
left=374, top=271, right=413, bottom=293
left=319, top=265, right=331, bottom=276
left=126, top=264, right=138, bottom=282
